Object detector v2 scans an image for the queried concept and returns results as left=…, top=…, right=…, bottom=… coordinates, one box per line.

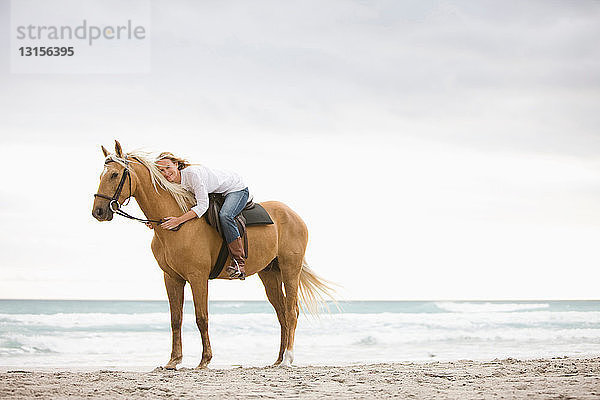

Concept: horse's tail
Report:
left=298, top=258, right=338, bottom=316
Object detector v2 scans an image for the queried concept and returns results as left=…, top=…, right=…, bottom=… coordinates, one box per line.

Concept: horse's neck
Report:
left=131, top=164, right=217, bottom=250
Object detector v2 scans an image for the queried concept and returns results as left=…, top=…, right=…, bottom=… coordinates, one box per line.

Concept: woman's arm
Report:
left=160, top=168, right=207, bottom=230
left=160, top=210, right=198, bottom=230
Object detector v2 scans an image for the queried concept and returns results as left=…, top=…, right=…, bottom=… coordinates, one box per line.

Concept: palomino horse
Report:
left=92, top=141, right=334, bottom=368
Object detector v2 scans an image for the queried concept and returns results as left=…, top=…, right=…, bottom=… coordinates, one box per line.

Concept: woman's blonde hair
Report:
left=157, top=152, right=191, bottom=170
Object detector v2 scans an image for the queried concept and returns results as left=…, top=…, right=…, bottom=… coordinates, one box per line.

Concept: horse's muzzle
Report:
left=92, top=206, right=114, bottom=221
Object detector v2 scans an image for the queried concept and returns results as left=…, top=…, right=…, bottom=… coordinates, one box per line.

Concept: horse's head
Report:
left=92, top=140, right=137, bottom=221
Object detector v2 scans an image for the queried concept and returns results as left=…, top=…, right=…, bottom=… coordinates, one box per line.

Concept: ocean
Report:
left=1, top=300, right=599, bottom=369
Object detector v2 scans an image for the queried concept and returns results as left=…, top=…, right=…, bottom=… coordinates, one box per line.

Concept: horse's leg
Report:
left=258, top=268, right=287, bottom=365
left=189, top=277, right=212, bottom=369
left=164, top=272, right=185, bottom=370
left=278, top=255, right=303, bottom=367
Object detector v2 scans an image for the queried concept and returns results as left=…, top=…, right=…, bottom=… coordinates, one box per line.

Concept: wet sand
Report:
left=2, top=357, right=599, bottom=399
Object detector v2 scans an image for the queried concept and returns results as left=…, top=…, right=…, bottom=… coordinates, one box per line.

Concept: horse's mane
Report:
left=106, top=151, right=196, bottom=212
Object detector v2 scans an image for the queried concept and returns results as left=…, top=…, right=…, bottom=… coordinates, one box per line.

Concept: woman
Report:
left=153, top=152, right=250, bottom=280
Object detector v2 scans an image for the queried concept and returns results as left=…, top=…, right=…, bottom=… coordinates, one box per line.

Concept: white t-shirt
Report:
left=180, top=165, right=248, bottom=217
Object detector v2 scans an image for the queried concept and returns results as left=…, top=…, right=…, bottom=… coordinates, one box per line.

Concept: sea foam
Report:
left=1, top=300, right=599, bottom=368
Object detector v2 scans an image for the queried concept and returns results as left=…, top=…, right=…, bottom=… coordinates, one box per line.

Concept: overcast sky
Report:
left=1, top=0, right=599, bottom=301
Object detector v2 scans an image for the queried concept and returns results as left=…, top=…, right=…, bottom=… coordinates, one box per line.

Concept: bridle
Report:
left=93, top=157, right=163, bottom=225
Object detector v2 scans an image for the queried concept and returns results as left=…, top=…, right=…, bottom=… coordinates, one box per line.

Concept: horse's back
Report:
left=260, top=200, right=307, bottom=229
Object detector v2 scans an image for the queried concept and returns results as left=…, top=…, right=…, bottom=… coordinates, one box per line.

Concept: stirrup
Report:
left=226, top=263, right=246, bottom=280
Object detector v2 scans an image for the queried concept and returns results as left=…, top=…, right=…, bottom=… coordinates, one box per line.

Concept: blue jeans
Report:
left=219, top=187, right=249, bottom=244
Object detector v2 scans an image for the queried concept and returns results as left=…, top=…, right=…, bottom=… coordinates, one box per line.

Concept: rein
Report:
left=94, top=158, right=163, bottom=225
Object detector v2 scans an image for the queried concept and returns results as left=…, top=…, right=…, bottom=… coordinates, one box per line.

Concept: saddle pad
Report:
left=241, top=203, right=274, bottom=226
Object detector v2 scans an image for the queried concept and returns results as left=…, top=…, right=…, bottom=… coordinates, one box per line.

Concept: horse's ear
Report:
left=114, top=140, right=123, bottom=157
left=101, top=145, right=110, bottom=157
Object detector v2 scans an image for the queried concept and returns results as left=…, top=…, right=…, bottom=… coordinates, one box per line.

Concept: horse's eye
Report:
left=111, top=172, right=119, bottom=179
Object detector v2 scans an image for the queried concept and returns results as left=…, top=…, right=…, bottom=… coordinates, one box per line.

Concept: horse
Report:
left=91, top=141, right=334, bottom=369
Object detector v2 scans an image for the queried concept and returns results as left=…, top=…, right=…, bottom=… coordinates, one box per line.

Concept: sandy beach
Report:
left=1, top=357, right=599, bottom=399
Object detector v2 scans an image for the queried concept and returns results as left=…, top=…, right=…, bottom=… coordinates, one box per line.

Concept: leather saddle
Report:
left=204, top=193, right=274, bottom=279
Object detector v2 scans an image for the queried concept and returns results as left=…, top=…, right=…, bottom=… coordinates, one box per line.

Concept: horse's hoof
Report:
left=165, top=357, right=182, bottom=370
left=278, top=349, right=294, bottom=367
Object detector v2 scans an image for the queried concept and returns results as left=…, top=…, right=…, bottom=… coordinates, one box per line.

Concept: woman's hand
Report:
left=145, top=222, right=154, bottom=229
left=161, top=216, right=181, bottom=230
left=160, top=211, right=198, bottom=230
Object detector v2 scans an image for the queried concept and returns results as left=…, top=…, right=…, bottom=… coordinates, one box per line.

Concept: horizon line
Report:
left=1, top=298, right=599, bottom=302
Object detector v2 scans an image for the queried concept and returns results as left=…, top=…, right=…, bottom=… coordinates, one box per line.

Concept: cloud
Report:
left=1, top=1, right=598, bottom=150
left=1, top=1, right=600, bottom=299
